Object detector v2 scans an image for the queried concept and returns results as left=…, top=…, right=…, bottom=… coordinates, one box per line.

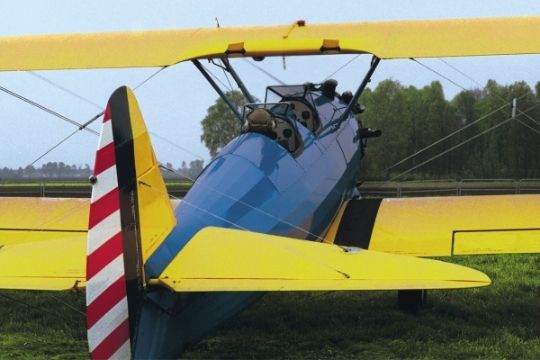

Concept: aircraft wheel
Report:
left=397, top=289, right=428, bottom=313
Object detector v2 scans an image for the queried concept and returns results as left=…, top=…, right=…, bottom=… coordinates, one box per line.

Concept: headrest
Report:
left=247, top=108, right=272, bottom=126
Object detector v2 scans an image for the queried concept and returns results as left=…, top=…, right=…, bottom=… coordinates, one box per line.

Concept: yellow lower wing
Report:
left=153, top=227, right=490, bottom=292
left=0, top=197, right=86, bottom=290
left=0, top=236, right=86, bottom=290
left=0, top=197, right=88, bottom=246
left=0, top=223, right=490, bottom=291
left=370, top=195, right=540, bottom=256
left=325, top=195, right=540, bottom=256
left=0, top=196, right=181, bottom=291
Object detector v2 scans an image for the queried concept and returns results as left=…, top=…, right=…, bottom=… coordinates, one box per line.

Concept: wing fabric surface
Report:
left=0, top=197, right=88, bottom=246
left=0, top=236, right=86, bottom=290
left=153, top=227, right=490, bottom=292
left=325, top=195, right=540, bottom=256
left=0, top=197, right=87, bottom=290
left=0, top=16, right=539, bottom=71
left=0, top=196, right=180, bottom=291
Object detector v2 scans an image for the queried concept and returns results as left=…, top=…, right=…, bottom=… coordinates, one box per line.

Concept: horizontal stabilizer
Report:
left=153, top=227, right=490, bottom=292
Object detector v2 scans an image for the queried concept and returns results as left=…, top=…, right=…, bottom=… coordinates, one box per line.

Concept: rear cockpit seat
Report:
left=283, top=99, right=321, bottom=134
left=244, top=108, right=276, bottom=138
left=245, top=108, right=302, bottom=155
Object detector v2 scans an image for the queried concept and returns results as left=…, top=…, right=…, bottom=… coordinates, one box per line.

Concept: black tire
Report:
left=397, top=290, right=428, bottom=313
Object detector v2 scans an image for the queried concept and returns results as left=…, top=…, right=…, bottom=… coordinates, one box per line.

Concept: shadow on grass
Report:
left=184, top=255, right=540, bottom=359
left=0, top=255, right=538, bottom=359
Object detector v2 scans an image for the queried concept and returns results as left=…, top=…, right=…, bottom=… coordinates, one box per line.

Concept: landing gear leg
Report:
left=397, top=290, right=428, bottom=313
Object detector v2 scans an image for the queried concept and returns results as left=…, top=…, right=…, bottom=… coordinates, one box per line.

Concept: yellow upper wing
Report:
left=325, top=195, right=540, bottom=257
left=0, top=16, right=539, bottom=71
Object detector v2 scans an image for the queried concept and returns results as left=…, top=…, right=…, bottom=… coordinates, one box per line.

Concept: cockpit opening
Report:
left=281, top=98, right=321, bottom=133
left=265, top=83, right=325, bottom=134
left=243, top=103, right=303, bottom=156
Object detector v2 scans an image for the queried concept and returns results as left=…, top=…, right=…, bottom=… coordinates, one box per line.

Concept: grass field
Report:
left=0, top=254, right=538, bottom=359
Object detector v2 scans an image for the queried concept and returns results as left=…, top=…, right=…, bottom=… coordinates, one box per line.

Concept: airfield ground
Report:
left=0, top=181, right=538, bottom=359
left=0, top=254, right=538, bottom=359
left=1, top=179, right=539, bottom=198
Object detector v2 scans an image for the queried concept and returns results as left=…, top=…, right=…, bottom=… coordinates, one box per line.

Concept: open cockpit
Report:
left=243, top=81, right=344, bottom=156
left=243, top=102, right=304, bottom=156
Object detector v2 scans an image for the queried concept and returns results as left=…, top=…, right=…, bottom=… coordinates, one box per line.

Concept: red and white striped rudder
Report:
left=86, top=104, right=132, bottom=359
left=86, top=86, right=176, bottom=359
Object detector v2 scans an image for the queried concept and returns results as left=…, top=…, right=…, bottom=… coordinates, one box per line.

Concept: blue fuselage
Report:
left=135, top=91, right=363, bottom=357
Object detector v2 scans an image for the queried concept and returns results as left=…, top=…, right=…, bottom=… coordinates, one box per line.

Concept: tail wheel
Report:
left=397, top=289, right=428, bottom=313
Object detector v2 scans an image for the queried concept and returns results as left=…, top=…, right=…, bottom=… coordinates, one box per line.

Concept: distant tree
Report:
left=188, top=159, right=205, bottom=179
left=358, top=79, right=540, bottom=180
left=359, top=80, right=412, bottom=179
left=200, top=91, right=245, bottom=157
left=24, top=165, right=36, bottom=177
left=42, top=162, right=58, bottom=177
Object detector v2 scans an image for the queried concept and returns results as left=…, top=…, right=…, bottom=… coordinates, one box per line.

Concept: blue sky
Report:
left=1, top=0, right=539, bottom=168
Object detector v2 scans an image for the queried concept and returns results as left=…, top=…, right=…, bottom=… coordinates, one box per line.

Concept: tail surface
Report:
left=85, top=86, right=176, bottom=359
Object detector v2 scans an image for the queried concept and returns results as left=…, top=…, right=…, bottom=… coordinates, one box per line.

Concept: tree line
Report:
left=5, top=80, right=539, bottom=182
left=200, top=80, right=540, bottom=181
left=0, top=160, right=205, bottom=182
left=359, top=80, right=540, bottom=180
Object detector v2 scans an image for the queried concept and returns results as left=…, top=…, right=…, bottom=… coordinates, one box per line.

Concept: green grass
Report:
left=0, top=254, right=538, bottom=359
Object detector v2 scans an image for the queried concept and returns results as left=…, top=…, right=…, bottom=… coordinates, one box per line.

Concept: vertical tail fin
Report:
left=85, top=86, right=176, bottom=359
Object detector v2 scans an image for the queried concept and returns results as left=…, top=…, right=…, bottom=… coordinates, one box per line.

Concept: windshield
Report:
left=242, top=102, right=292, bottom=122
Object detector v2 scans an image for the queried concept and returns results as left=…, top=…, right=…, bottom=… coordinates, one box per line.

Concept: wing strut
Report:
left=192, top=59, right=243, bottom=124
left=221, top=57, right=256, bottom=103
left=338, top=55, right=380, bottom=124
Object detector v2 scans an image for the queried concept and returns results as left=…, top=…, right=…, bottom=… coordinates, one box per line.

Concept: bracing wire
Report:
left=410, top=58, right=468, bottom=91
left=218, top=59, right=235, bottom=93
left=391, top=119, right=512, bottom=181
left=133, top=66, right=169, bottom=91
left=437, top=58, right=540, bottom=129
left=28, top=128, right=85, bottom=167
left=18, top=67, right=328, bottom=247
left=150, top=132, right=206, bottom=161
left=324, top=54, right=361, bottom=80
left=437, top=58, right=483, bottom=87
left=24, top=67, right=168, bottom=167
left=0, top=292, right=84, bottom=323
left=158, top=163, right=327, bottom=242
left=202, top=63, right=233, bottom=91
left=517, top=118, right=540, bottom=136
left=45, top=292, right=86, bottom=317
left=243, top=59, right=286, bottom=85
left=386, top=98, right=522, bottom=171
left=0, top=84, right=99, bottom=135
left=390, top=102, right=540, bottom=181
left=28, top=71, right=103, bottom=110
left=145, top=182, right=350, bottom=279
left=387, top=58, right=540, bottom=175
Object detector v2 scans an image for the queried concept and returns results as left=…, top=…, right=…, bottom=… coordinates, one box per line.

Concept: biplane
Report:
left=0, top=16, right=539, bottom=359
